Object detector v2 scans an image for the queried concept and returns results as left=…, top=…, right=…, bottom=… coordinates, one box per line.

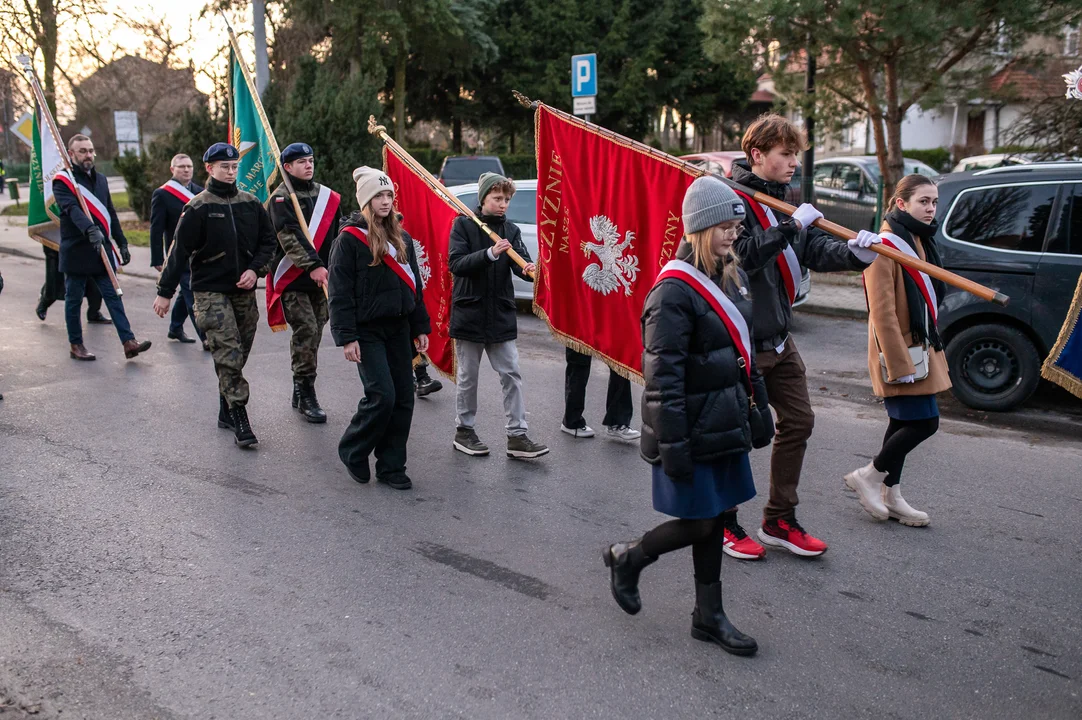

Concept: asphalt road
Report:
left=1, top=256, right=1080, bottom=719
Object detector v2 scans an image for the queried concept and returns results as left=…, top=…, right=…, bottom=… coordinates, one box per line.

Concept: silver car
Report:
left=449, top=179, right=810, bottom=305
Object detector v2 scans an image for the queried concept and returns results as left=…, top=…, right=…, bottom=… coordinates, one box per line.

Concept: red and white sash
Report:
left=879, top=232, right=938, bottom=324
left=54, top=170, right=121, bottom=268
left=341, top=226, right=417, bottom=293
left=733, top=189, right=802, bottom=304
left=160, top=179, right=195, bottom=204
left=654, top=259, right=752, bottom=385
left=266, top=184, right=342, bottom=331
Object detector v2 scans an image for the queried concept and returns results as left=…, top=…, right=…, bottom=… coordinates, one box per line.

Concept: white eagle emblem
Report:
left=582, top=215, right=640, bottom=296
left=413, top=238, right=432, bottom=286
left=1065, top=65, right=1082, bottom=100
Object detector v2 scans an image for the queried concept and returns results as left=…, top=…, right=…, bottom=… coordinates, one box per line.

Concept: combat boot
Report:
left=602, top=539, right=657, bottom=615
left=294, top=379, right=327, bottom=423
left=218, top=395, right=233, bottom=429
left=230, top=405, right=258, bottom=448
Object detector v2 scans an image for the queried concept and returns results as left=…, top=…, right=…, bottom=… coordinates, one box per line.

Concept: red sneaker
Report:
left=722, top=521, right=766, bottom=560
left=757, top=517, right=828, bottom=557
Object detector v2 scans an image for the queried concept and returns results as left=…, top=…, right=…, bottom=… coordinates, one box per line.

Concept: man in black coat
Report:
left=150, top=153, right=205, bottom=347
left=447, top=172, right=548, bottom=460
left=54, top=134, right=150, bottom=362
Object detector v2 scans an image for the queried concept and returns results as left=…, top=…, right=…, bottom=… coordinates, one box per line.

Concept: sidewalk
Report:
left=0, top=216, right=160, bottom=281
left=796, top=271, right=867, bottom=320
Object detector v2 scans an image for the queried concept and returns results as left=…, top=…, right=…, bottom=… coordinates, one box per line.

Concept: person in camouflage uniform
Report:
left=153, top=143, right=278, bottom=448
left=265, top=143, right=343, bottom=423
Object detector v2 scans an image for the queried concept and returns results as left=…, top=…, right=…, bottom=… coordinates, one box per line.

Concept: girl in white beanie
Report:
left=326, top=166, right=431, bottom=490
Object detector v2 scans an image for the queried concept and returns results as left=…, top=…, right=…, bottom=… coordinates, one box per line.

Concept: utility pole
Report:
left=801, top=34, right=816, bottom=204
left=253, top=0, right=270, bottom=97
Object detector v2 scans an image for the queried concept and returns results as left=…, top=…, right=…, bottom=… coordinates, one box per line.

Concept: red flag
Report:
left=534, top=105, right=699, bottom=380
left=383, top=147, right=457, bottom=379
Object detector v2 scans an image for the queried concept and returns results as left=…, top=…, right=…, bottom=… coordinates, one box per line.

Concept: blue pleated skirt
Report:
left=651, top=453, right=756, bottom=519
left=884, top=394, right=939, bottom=420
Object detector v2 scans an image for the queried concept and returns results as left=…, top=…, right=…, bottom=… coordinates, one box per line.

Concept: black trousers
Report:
left=873, top=416, right=939, bottom=486
left=40, top=248, right=102, bottom=316
left=338, top=319, right=416, bottom=481
left=563, top=348, right=633, bottom=428
left=640, top=513, right=726, bottom=584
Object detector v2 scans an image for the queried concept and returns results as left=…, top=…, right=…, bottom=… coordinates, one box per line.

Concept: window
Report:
left=1047, top=184, right=1081, bottom=255
left=813, top=164, right=835, bottom=188
left=454, top=187, right=536, bottom=225
left=1066, top=24, right=1080, bottom=57
left=457, top=192, right=478, bottom=210
left=838, top=165, right=864, bottom=194
left=945, top=184, right=1059, bottom=253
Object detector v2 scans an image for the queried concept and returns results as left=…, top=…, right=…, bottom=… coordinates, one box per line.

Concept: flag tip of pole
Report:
left=512, top=91, right=536, bottom=109
left=993, top=292, right=1010, bottom=307
left=367, top=116, right=385, bottom=136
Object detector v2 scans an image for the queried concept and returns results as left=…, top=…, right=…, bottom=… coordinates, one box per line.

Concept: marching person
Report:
left=603, top=176, right=772, bottom=657
left=844, top=174, right=950, bottom=527
left=561, top=348, right=640, bottom=443
left=152, top=142, right=277, bottom=448
left=55, top=134, right=150, bottom=362
left=150, top=153, right=206, bottom=348
left=725, top=114, right=880, bottom=559
left=329, top=167, right=431, bottom=490
left=448, top=172, right=548, bottom=459
left=35, top=245, right=108, bottom=324
left=266, top=142, right=343, bottom=424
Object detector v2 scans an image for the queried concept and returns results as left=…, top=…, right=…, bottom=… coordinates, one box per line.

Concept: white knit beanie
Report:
left=353, top=166, right=394, bottom=210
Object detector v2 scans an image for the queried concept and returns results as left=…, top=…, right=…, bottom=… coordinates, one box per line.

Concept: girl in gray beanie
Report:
left=602, top=175, right=772, bottom=657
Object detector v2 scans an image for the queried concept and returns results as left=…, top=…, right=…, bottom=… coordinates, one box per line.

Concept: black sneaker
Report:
left=86, top=312, right=112, bottom=325
left=377, top=474, right=412, bottom=490
left=453, top=427, right=489, bottom=456
left=415, top=367, right=443, bottom=397
left=507, top=435, right=549, bottom=459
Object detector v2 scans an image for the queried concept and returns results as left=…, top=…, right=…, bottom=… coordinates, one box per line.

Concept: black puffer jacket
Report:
left=731, top=160, right=868, bottom=347
left=447, top=211, right=532, bottom=344
left=640, top=242, right=771, bottom=481
left=328, top=214, right=431, bottom=346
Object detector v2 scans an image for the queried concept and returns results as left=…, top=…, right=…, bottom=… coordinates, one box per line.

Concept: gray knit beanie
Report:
left=682, top=176, right=745, bottom=234
left=477, top=171, right=510, bottom=204
left=353, top=166, right=394, bottom=210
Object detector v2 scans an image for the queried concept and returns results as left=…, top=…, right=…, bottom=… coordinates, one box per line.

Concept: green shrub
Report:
left=903, top=147, right=952, bottom=173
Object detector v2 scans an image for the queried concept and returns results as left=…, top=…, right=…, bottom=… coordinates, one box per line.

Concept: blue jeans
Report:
left=169, top=269, right=205, bottom=340
left=65, top=274, right=134, bottom=345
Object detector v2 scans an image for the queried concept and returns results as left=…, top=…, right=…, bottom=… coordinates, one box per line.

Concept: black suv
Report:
left=935, top=163, right=1082, bottom=411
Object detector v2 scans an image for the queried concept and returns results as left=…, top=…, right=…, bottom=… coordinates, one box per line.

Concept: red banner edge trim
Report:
left=531, top=303, right=645, bottom=385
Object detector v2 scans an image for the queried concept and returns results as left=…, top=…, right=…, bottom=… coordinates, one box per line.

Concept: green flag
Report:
left=229, top=47, right=277, bottom=202
left=28, top=105, right=64, bottom=250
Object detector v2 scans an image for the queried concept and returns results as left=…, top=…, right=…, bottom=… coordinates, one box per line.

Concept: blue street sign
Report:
left=571, top=54, right=597, bottom=98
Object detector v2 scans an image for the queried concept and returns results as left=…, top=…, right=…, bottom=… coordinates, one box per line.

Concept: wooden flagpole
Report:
left=513, top=91, right=1009, bottom=308
left=17, top=55, right=123, bottom=295
left=220, top=13, right=327, bottom=293
left=366, top=116, right=534, bottom=278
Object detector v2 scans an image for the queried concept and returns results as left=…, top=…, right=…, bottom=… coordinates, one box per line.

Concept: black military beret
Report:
left=281, top=143, right=314, bottom=164
left=203, top=142, right=239, bottom=163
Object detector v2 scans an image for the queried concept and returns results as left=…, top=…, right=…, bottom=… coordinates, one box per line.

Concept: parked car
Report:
left=449, top=179, right=812, bottom=306
left=952, top=153, right=1037, bottom=173
left=934, top=162, right=1082, bottom=411
left=438, top=155, right=505, bottom=187
left=681, top=151, right=803, bottom=204
left=812, top=156, right=939, bottom=231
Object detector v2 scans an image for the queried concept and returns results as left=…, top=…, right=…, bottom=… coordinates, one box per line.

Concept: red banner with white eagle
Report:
left=533, top=104, right=699, bottom=380
left=382, top=146, right=457, bottom=379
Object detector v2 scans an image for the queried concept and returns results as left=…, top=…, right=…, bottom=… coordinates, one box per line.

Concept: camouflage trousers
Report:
left=281, top=290, right=328, bottom=381
left=193, top=291, right=259, bottom=409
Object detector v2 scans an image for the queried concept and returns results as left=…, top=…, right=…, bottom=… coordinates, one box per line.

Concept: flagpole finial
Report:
left=512, top=90, right=536, bottom=109
left=367, top=116, right=386, bottom=136
left=16, top=54, right=32, bottom=73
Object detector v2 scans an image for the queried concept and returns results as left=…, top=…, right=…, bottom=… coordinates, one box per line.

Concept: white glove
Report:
left=848, top=230, right=881, bottom=264
left=790, top=203, right=823, bottom=230
left=897, top=374, right=916, bottom=384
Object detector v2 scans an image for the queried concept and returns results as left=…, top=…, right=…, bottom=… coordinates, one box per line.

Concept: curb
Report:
left=795, top=303, right=868, bottom=321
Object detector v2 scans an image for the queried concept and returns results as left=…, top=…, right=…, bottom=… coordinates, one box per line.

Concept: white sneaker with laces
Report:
left=882, top=484, right=930, bottom=527
left=606, top=425, right=641, bottom=442
left=561, top=423, right=595, bottom=438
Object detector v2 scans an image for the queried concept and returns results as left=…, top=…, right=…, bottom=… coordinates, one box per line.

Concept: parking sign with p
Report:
left=571, top=54, right=597, bottom=98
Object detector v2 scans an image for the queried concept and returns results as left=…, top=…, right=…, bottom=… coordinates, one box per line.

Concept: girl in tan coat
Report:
left=844, top=175, right=951, bottom=526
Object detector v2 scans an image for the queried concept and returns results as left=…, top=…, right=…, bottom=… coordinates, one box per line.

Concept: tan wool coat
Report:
left=863, top=237, right=952, bottom=398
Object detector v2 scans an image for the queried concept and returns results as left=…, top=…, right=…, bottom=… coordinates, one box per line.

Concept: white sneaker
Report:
left=843, top=462, right=890, bottom=520
left=605, top=425, right=641, bottom=442
left=561, top=423, right=595, bottom=438
left=882, top=485, right=930, bottom=527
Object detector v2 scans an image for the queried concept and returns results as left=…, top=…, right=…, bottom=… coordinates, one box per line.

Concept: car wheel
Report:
left=945, top=323, right=1040, bottom=411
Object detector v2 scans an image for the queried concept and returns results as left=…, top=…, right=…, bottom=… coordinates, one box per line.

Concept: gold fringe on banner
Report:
left=1041, top=272, right=1082, bottom=399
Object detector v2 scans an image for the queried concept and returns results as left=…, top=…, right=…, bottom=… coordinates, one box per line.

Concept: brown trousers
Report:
left=754, top=337, right=815, bottom=523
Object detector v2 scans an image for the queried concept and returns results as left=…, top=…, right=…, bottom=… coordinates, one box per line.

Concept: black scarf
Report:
left=885, top=209, right=945, bottom=350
